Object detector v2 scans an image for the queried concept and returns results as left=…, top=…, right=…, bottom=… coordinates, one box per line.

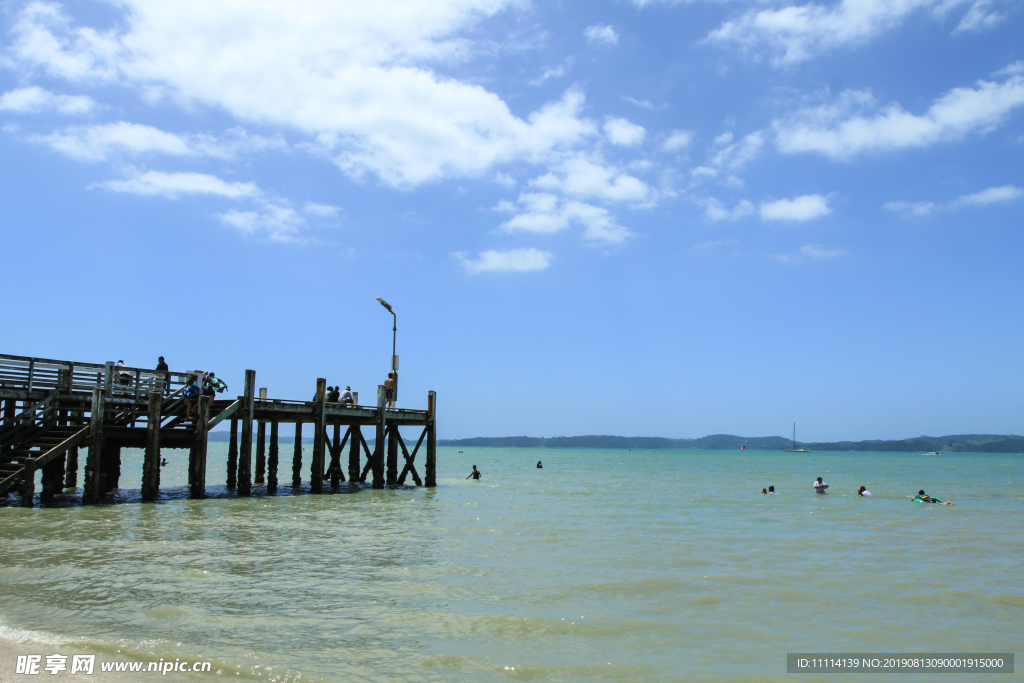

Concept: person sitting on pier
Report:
left=466, top=465, right=481, bottom=480
left=327, top=386, right=340, bottom=403
left=339, top=386, right=353, bottom=405
left=115, top=360, right=132, bottom=386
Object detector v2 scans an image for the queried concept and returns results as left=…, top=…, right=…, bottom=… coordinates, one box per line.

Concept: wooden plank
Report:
left=237, top=369, right=255, bottom=496
left=268, top=420, right=279, bottom=493
left=310, top=378, right=326, bottom=493
left=83, top=389, right=104, bottom=504
left=426, top=391, right=436, bottom=487
left=142, top=392, right=161, bottom=501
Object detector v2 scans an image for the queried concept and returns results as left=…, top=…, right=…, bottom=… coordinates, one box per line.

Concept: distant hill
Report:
left=437, top=434, right=1024, bottom=452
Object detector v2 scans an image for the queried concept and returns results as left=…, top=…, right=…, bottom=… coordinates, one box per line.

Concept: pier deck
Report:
left=0, top=353, right=436, bottom=506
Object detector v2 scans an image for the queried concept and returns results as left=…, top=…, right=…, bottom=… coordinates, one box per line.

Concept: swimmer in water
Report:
left=761, top=488, right=768, bottom=494
left=466, top=466, right=481, bottom=481
left=857, top=486, right=872, bottom=497
left=913, top=489, right=953, bottom=505
left=813, top=477, right=828, bottom=494
left=536, top=461, right=543, bottom=469
left=768, top=485, right=776, bottom=494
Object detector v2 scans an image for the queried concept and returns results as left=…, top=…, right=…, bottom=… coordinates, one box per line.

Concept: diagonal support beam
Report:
left=206, top=399, right=240, bottom=431
left=396, top=427, right=425, bottom=486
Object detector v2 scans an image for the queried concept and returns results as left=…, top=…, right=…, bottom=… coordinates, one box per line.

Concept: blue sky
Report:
left=1, top=0, right=1022, bottom=441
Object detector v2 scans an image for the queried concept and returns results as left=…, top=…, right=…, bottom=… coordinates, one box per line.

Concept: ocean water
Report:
left=1, top=446, right=1022, bottom=682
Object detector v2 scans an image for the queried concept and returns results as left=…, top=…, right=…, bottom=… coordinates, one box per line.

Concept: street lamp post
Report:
left=375, top=297, right=397, bottom=372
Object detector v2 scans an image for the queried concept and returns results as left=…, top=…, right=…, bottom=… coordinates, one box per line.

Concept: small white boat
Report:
left=785, top=423, right=811, bottom=453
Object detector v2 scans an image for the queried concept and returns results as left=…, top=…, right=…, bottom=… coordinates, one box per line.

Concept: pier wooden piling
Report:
left=268, top=419, right=279, bottom=493
left=348, top=425, right=361, bottom=483
left=255, top=388, right=267, bottom=484
left=227, top=419, right=238, bottom=489
left=292, top=422, right=302, bottom=487
left=142, top=391, right=161, bottom=501
left=0, top=353, right=439, bottom=506
left=311, top=378, right=326, bottom=494
left=189, top=395, right=210, bottom=499
left=237, top=370, right=255, bottom=496
left=83, top=389, right=104, bottom=505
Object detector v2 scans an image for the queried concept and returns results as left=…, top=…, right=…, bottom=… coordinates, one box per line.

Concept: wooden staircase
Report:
left=0, top=399, right=90, bottom=498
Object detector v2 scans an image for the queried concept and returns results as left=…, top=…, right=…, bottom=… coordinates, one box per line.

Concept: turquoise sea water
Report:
left=1, top=446, right=1022, bottom=682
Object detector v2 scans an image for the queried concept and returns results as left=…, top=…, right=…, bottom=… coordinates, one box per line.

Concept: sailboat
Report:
left=785, top=423, right=811, bottom=452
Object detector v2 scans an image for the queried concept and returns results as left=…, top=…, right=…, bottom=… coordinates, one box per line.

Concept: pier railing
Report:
left=0, top=354, right=193, bottom=403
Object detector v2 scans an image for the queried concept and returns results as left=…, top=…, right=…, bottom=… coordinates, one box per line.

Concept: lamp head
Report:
left=375, top=297, right=393, bottom=312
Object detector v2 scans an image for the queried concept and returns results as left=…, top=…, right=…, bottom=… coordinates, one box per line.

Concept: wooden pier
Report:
left=0, top=354, right=437, bottom=507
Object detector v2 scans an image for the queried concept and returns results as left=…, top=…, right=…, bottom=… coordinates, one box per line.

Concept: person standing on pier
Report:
left=385, top=372, right=396, bottom=409
left=156, top=356, right=169, bottom=393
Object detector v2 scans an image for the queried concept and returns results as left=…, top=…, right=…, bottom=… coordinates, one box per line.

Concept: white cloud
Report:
left=694, top=239, right=739, bottom=250
left=499, top=192, right=632, bottom=243
left=955, top=0, right=1003, bottom=32
left=995, top=62, right=1024, bottom=77
left=529, top=154, right=650, bottom=203
left=456, top=247, right=554, bottom=273
left=800, top=243, right=843, bottom=258
left=529, top=60, right=574, bottom=86
left=94, top=171, right=260, bottom=199
left=662, top=130, right=693, bottom=153
left=219, top=204, right=306, bottom=242
left=711, top=131, right=764, bottom=171
left=8, top=1, right=601, bottom=188
left=884, top=200, right=937, bottom=216
left=31, top=121, right=285, bottom=162
left=775, top=71, right=1024, bottom=159
left=951, top=184, right=1023, bottom=207
left=303, top=202, right=340, bottom=217
left=623, top=96, right=654, bottom=109
left=494, top=172, right=517, bottom=188
left=701, top=197, right=755, bottom=221
left=0, top=86, right=95, bottom=114
left=760, top=194, right=831, bottom=221
left=603, top=117, right=646, bottom=147
left=584, top=24, right=619, bottom=46
left=706, top=0, right=997, bottom=66
left=692, top=130, right=764, bottom=181
left=886, top=184, right=1023, bottom=216
left=34, top=122, right=191, bottom=161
